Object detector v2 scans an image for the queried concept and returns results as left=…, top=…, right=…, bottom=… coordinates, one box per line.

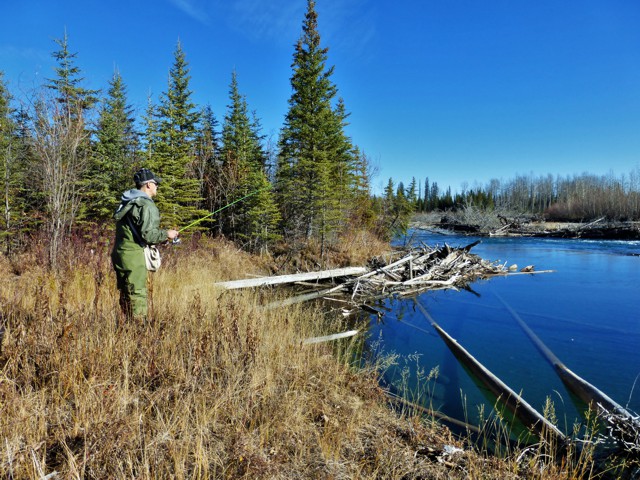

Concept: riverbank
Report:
left=412, top=211, right=640, bottom=240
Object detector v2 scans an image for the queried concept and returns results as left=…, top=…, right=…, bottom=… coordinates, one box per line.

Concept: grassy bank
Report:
left=0, top=234, right=600, bottom=478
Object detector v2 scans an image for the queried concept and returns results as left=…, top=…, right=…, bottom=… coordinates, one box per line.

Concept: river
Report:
left=366, top=229, right=640, bottom=436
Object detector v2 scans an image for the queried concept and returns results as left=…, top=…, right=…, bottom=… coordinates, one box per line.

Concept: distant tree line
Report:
left=385, top=171, right=640, bottom=223
left=0, top=0, right=395, bottom=267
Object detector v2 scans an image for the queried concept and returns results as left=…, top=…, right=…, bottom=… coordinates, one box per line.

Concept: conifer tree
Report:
left=430, top=181, right=440, bottom=210
left=45, top=30, right=99, bottom=120
left=0, top=72, right=28, bottom=253
left=377, top=177, right=411, bottom=239
left=276, top=0, right=357, bottom=251
left=149, top=40, right=205, bottom=228
left=219, top=70, right=256, bottom=234
left=406, top=177, right=418, bottom=207
left=323, top=97, right=358, bottom=236
left=194, top=104, right=219, bottom=213
left=424, top=177, right=430, bottom=211
left=219, top=71, right=280, bottom=248
left=349, top=147, right=375, bottom=228
left=141, top=94, right=158, bottom=166
left=87, top=71, right=138, bottom=220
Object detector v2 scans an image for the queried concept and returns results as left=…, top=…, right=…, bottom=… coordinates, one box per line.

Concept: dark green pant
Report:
left=112, top=249, right=148, bottom=319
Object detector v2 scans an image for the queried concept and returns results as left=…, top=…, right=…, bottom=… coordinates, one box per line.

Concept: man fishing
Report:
left=111, top=168, right=179, bottom=321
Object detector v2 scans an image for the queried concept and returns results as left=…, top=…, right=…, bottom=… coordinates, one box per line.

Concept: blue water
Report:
left=368, top=229, right=640, bottom=434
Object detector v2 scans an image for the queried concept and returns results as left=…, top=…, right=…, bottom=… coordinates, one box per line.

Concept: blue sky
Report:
left=2, top=0, right=640, bottom=194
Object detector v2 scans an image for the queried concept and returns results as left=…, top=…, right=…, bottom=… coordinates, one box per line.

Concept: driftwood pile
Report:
left=215, top=241, right=547, bottom=313
left=336, top=240, right=511, bottom=301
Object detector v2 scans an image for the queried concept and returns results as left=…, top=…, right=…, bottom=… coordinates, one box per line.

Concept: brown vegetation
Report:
left=0, top=233, right=609, bottom=478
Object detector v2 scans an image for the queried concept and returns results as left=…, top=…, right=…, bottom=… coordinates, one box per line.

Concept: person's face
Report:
left=147, top=181, right=158, bottom=197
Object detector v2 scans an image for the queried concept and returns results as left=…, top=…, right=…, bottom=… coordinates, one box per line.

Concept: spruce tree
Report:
left=194, top=104, right=219, bottom=213
left=0, top=72, right=28, bottom=253
left=378, top=178, right=410, bottom=239
left=149, top=40, right=206, bottom=228
left=219, top=70, right=255, bottom=235
left=141, top=94, right=158, bottom=166
left=87, top=71, right=138, bottom=221
left=406, top=177, right=418, bottom=207
left=242, top=168, right=281, bottom=253
left=350, top=147, right=375, bottom=228
left=424, top=177, right=430, bottom=211
left=276, top=0, right=357, bottom=251
left=45, top=30, right=99, bottom=120
left=384, top=178, right=395, bottom=204
left=220, top=71, right=280, bottom=248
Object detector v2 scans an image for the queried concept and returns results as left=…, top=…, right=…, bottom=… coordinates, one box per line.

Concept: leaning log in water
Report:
left=496, top=293, right=640, bottom=452
left=414, top=300, right=567, bottom=446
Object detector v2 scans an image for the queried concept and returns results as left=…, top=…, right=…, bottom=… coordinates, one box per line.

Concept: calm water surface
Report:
left=367, top=229, right=640, bottom=433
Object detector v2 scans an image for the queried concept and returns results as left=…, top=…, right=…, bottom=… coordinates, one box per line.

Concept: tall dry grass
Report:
left=0, top=235, right=454, bottom=479
left=0, top=233, right=613, bottom=479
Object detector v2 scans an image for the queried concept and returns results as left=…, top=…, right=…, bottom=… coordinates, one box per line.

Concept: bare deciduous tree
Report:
left=30, top=93, right=88, bottom=268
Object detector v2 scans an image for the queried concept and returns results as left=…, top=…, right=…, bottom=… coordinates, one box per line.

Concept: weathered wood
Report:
left=256, top=242, right=522, bottom=311
left=303, top=329, right=359, bottom=345
left=496, top=270, right=555, bottom=276
left=215, top=267, right=368, bottom=289
left=355, top=254, right=415, bottom=280
left=263, top=285, right=346, bottom=309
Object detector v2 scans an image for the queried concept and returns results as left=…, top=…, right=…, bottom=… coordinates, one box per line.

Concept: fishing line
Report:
left=177, top=187, right=268, bottom=235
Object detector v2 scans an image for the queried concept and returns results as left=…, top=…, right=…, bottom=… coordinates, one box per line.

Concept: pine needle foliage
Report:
left=148, top=40, right=207, bottom=228
left=85, top=72, right=139, bottom=221
left=218, top=71, right=281, bottom=249
left=0, top=72, right=29, bottom=253
left=276, top=0, right=359, bottom=252
left=193, top=104, right=219, bottom=213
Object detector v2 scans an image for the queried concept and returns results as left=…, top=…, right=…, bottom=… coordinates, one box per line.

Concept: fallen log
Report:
left=263, top=285, right=346, bottom=309
left=215, top=266, right=368, bottom=289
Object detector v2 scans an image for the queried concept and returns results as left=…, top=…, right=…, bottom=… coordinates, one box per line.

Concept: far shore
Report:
left=410, top=213, right=640, bottom=240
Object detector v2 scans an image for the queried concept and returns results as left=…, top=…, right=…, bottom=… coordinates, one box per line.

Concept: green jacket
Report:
left=111, top=189, right=168, bottom=267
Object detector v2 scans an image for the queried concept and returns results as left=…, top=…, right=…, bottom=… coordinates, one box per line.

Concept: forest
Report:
left=0, top=1, right=400, bottom=270
left=392, top=169, right=640, bottom=222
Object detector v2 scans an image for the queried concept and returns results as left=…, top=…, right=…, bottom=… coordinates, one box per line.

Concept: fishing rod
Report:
left=176, top=187, right=268, bottom=236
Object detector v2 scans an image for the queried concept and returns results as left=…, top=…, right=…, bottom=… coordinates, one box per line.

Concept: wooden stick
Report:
left=263, top=285, right=345, bottom=309
left=355, top=254, right=415, bottom=280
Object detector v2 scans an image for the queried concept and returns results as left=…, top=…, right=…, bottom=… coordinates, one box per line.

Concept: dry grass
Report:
left=0, top=234, right=611, bottom=479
